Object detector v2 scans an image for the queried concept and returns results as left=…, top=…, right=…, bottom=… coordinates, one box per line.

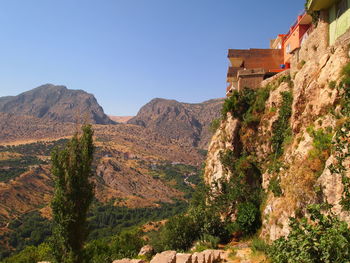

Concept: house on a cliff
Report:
left=308, top=0, right=350, bottom=45
left=226, top=0, right=350, bottom=96
left=225, top=13, right=313, bottom=96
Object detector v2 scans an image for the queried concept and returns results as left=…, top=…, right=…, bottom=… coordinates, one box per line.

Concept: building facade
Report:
left=308, top=0, right=350, bottom=45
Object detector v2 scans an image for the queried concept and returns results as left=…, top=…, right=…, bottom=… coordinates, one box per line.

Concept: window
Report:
left=286, top=43, right=291, bottom=54
left=337, top=0, right=348, bottom=17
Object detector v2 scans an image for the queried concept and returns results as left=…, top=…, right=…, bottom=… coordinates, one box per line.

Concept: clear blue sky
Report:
left=0, top=0, right=305, bottom=116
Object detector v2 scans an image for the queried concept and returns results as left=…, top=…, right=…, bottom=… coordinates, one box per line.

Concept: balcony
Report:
left=307, top=0, right=336, bottom=11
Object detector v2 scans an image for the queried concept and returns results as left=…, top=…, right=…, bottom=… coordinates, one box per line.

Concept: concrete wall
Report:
left=329, top=0, right=350, bottom=45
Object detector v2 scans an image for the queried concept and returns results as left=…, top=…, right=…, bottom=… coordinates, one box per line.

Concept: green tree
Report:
left=50, top=125, right=95, bottom=263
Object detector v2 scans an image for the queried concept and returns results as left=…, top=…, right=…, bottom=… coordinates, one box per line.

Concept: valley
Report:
left=0, top=86, right=223, bottom=259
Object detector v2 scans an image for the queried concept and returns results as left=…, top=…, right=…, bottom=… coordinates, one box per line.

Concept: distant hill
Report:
left=0, top=84, right=114, bottom=125
left=128, top=98, right=224, bottom=149
left=109, top=115, right=134, bottom=123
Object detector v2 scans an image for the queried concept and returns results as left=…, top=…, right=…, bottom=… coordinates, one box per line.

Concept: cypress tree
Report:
left=50, top=125, right=95, bottom=263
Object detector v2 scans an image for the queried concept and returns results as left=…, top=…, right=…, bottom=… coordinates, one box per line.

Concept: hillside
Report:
left=0, top=84, right=114, bottom=125
left=128, top=98, right=224, bottom=149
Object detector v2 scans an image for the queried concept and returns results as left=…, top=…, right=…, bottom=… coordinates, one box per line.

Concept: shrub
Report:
left=329, top=81, right=337, bottom=90
left=196, top=234, right=220, bottom=251
left=157, top=214, right=199, bottom=251
left=307, top=127, right=333, bottom=160
left=209, top=118, right=221, bottom=133
left=251, top=237, right=269, bottom=253
left=268, top=176, right=282, bottom=197
left=271, top=91, right=293, bottom=157
left=109, top=230, right=144, bottom=259
left=221, top=88, right=256, bottom=120
left=269, top=205, right=350, bottom=263
left=236, top=202, right=261, bottom=235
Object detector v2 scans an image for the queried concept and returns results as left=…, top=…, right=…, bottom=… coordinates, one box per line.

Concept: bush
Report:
left=157, top=214, right=199, bottom=251
left=236, top=202, right=261, bottom=235
left=195, top=234, right=220, bottom=251
left=307, top=127, right=333, bottom=161
left=251, top=237, right=269, bottom=253
left=2, top=243, right=53, bottom=263
left=269, top=205, right=350, bottom=263
left=268, top=176, right=282, bottom=197
left=271, top=91, right=293, bottom=157
left=221, top=88, right=256, bottom=120
left=210, top=118, right=221, bottom=133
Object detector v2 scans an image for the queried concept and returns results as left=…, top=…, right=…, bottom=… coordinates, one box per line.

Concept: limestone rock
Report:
left=192, top=252, right=205, bottom=263
left=112, top=259, right=145, bottom=263
left=176, top=253, right=192, bottom=263
left=150, top=251, right=177, bottom=263
left=138, top=245, right=155, bottom=257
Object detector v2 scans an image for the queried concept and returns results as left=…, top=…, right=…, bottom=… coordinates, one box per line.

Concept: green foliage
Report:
left=210, top=118, right=221, bottom=133
left=251, top=237, right=269, bottom=254
left=305, top=0, right=320, bottom=26
left=268, top=176, right=282, bottom=197
left=195, top=234, right=220, bottom=251
left=50, top=125, right=95, bottom=263
left=88, top=200, right=187, bottom=240
left=236, top=202, right=261, bottom=235
left=79, top=229, right=144, bottom=263
left=243, top=87, right=271, bottom=128
left=1, top=200, right=187, bottom=260
left=269, top=205, right=350, bottom=263
left=0, top=156, right=45, bottom=182
left=221, top=87, right=271, bottom=130
left=329, top=80, right=337, bottom=90
left=271, top=91, right=293, bottom=157
left=6, top=212, right=52, bottom=253
left=149, top=163, right=201, bottom=198
left=1, top=243, right=53, bottom=263
left=277, top=74, right=293, bottom=87
left=329, top=62, right=350, bottom=211
left=0, top=139, right=68, bottom=156
left=216, top=153, right=262, bottom=235
left=307, top=127, right=333, bottom=164
left=221, top=88, right=257, bottom=120
left=153, top=214, right=198, bottom=252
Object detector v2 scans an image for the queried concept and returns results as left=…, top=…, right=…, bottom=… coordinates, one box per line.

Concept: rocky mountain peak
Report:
left=128, top=97, right=224, bottom=149
left=0, top=84, right=115, bottom=124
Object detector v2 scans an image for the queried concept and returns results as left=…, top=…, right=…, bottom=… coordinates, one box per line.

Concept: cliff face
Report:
left=205, top=22, right=350, bottom=241
left=0, top=84, right=114, bottom=125
left=128, top=98, right=224, bottom=149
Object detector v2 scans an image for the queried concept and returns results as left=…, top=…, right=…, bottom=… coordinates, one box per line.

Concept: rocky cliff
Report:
left=204, top=22, right=350, bottom=241
left=128, top=98, right=224, bottom=149
left=0, top=84, right=114, bottom=124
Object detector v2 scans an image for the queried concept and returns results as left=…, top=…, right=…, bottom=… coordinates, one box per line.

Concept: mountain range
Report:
left=0, top=84, right=223, bottom=236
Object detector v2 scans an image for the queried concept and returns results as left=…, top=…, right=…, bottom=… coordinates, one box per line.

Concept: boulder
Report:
left=176, top=253, right=192, bottom=263
left=112, top=259, right=145, bottom=263
left=150, top=251, right=177, bottom=263
left=202, top=250, right=224, bottom=262
left=138, top=245, right=155, bottom=257
left=192, top=252, right=205, bottom=263
left=202, top=250, right=213, bottom=263
left=191, top=253, right=199, bottom=263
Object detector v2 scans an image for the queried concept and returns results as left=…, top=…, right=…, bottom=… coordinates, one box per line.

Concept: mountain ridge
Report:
left=128, top=97, right=224, bottom=149
left=0, top=84, right=114, bottom=125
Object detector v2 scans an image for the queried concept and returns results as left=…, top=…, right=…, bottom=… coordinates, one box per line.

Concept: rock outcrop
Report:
left=120, top=249, right=224, bottom=263
left=204, top=23, right=350, bottom=241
